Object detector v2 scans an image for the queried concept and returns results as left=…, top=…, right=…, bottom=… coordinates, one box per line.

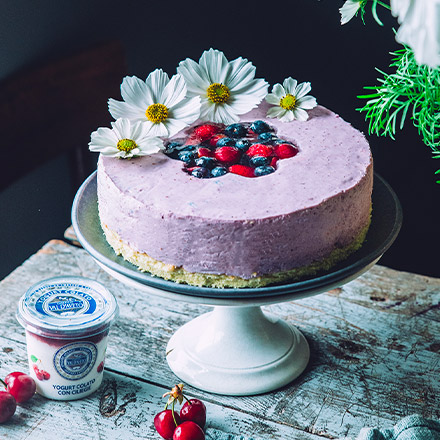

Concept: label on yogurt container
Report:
left=52, top=378, right=97, bottom=398
left=34, top=285, right=98, bottom=318
left=54, top=341, right=98, bottom=380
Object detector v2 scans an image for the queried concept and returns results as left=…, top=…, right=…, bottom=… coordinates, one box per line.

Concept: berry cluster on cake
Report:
left=90, top=49, right=373, bottom=288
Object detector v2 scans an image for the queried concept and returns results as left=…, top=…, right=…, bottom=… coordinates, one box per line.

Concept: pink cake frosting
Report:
left=97, top=102, right=373, bottom=283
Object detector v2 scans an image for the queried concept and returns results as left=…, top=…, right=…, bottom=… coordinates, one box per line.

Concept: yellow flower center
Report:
left=117, top=138, right=138, bottom=152
left=279, top=94, right=297, bottom=110
left=146, top=103, right=169, bottom=123
left=207, top=83, right=230, bottom=104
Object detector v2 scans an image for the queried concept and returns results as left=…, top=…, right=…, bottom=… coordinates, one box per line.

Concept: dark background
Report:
left=1, top=0, right=438, bottom=280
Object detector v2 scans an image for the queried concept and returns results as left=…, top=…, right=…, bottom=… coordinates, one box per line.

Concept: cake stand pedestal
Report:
left=166, top=306, right=308, bottom=396
left=72, top=172, right=402, bottom=396
left=94, top=259, right=378, bottom=395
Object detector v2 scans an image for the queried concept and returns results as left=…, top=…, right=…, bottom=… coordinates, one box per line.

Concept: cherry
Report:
left=3, top=372, right=36, bottom=403
left=180, top=399, right=206, bottom=429
left=97, top=361, right=104, bottom=373
left=0, top=391, right=16, bottom=423
left=173, top=421, right=205, bottom=440
left=154, top=409, right=181, bottom=440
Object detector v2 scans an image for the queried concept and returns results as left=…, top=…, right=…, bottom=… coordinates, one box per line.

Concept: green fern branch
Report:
left=358, top=48, right=440, bottom=182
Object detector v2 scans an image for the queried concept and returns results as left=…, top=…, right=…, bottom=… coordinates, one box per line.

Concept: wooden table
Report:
left=0, top=238, right=439, bottom=439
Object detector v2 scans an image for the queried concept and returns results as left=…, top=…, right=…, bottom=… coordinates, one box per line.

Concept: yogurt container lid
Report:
left=17, top=276, right=119, bottom=339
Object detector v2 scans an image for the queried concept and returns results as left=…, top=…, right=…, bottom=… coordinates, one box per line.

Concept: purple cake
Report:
left=96, top=101, right=373, bottom=288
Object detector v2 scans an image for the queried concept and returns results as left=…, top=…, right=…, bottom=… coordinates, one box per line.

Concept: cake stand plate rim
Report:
left=71, top=171, right=402, bottom=300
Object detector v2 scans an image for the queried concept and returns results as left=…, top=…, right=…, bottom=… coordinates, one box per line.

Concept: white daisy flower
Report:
left=265, top=78, right=317, bottom=122
left=392, top=0, right=440, bottom=68
left=339, top=0, right=365, bottom=24
left=177, top=48, right=269, bottom=125
left=108, top=69, right=201, bottom=137
left=89, top=118, right=164, bottom=159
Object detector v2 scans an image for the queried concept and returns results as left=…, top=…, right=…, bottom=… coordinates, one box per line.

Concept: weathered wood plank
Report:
left=0, top=240, right=439, bottom=439
left=0, top=335, right=323, bottom=440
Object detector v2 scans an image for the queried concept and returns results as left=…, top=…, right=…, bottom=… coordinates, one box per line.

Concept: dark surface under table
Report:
left=0, top=239, right=439, bottom=439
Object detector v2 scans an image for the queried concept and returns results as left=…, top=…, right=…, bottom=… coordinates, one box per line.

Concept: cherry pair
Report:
left=154, top=384, right=206, bottom=440
left=0, top=371, right=36, bottom=423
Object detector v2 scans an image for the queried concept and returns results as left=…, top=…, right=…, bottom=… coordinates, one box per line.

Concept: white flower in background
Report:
left=391, top=0, right=440, bottom=68
left=265, top=78, right=317, bottom=122
left=177, top=48, right=268, bottom=125
left=339, top=0, right=366, bottom=24
left=390, top=0, right=412, bottom=19
left=89, top=118, right=164, bottom=159
left=108, top=69, right=201, bottom=137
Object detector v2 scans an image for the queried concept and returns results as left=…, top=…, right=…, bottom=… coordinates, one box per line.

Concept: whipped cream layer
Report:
left=98, top=102, right=373, bottom=279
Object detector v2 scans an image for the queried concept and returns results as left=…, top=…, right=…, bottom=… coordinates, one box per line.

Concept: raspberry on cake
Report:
left=91, top=49, right=373, bottom=288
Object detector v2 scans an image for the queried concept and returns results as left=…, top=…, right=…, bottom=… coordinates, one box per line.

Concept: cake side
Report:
left=99, top=216, right=371, bottom=288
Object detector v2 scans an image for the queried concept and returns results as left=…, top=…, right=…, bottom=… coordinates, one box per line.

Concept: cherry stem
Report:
left=0, top=378, right=6, bottom=389
left=171, top=400, right=178, bottom=427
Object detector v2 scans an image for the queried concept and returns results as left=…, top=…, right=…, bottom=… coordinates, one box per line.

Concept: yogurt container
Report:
left=17, top=276, right=118, bottom=400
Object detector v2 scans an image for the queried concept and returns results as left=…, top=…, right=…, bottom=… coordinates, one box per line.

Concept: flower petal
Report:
left=146, top=69, right=170, bottom=103
left=265, top=93, right=281, bottom=105
left=177, top=57, right=211, bottom=95
left=90, top=146, right=119, bottom=155
left=112, top=118, right=132, bottom=138
left=228, top=93, right=262, bottom=114
left=226, top=57, right=256, bottom=90
left=199, top=48, right=229, bottom=84
left=162, top=118, right=189, bottom=137
left=231, top=76, right=268, bottom=95
left=297, top=95, right=317, bottom=110
left=161, top=73, right=187, bottom=108
left=279, top=111, right=295, bottom=123
left=170, top=96, right=201, bottom=125
left=108, top=98, right=145, bottom=122
left=292, top=107, right=309, bottom=121
left=137, top=136, right=164, bottom=154
left=295, top=82, right=312, bottom=99
left=282, top=77, right=298, bottom=94
left=267, top=106, right=288, bottom=119
left=339, top=0, right=363, bottom=25
left=120, top=76, right=153, bottom=108
left=146, top=121, right=169, bottom=137
left=271, top=83, right=286, bottom=99
left=215, top=103, right=240, bottom=124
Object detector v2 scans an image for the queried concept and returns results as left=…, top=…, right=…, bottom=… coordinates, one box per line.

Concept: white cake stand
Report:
left=72, top=172, right=402, bottom=396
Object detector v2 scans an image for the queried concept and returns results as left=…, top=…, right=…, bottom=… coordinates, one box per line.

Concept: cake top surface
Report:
left=92, top=48, right=372, bottom=221
left=99, top=101, right=372, bottom=220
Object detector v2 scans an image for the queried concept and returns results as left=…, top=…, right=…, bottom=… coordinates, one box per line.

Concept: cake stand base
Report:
left=166, top=305, right=309, bottom=396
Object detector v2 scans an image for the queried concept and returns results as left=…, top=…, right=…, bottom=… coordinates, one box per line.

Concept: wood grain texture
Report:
left=0, top=240, right=439, bottom=439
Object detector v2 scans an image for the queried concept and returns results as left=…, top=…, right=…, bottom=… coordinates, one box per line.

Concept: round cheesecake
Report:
left=97, top=102, right=373, bottom=288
